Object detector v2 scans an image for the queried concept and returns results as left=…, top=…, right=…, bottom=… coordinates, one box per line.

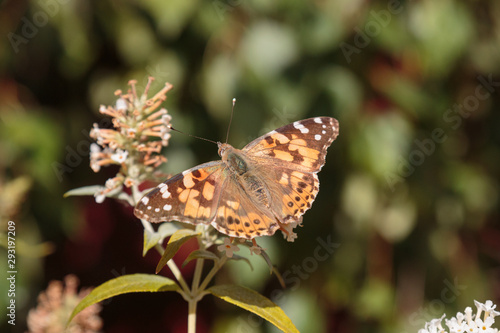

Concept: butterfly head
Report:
left=217, top=142, right=232, bottom=159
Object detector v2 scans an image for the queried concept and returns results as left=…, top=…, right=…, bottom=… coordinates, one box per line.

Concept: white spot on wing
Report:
left=160, top=184, right=169, bottom=193
left=163, top=204, right=172, bottom=211
left=314, top=117, right=322, bottom=124
left=322, top=130, right=326, bottom=134
left=315, top=134, right=321, bottom=141
left=293, top=121, right=309, bottom=134
left=141, top=197, right=149, bottom=205
left=162, top=190, right=171, bottom=199
left=155, top=208, right=160, bottom=212
left=147, top=206, right=152, bottom=210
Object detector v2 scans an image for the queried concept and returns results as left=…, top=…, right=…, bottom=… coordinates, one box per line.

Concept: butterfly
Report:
left=134, top=117, right=339, bottom=241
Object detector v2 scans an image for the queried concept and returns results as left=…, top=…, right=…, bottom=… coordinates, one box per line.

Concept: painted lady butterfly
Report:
left=134, top=117, right=339, bottom=241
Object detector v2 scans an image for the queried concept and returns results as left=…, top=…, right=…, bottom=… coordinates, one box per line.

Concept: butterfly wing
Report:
left=134, top=161, right=225, bottom=225
left=244, top=117, right=339, bottom=173
left=243, top=117, right=339, bottom=224
left=210, top=175, right=280, bottom=239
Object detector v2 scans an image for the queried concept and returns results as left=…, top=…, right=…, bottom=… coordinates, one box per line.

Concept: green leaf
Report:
left=143, top=229, right=161, bottom=256
left=208, top=285, right=298, bottom=333
left=68, top=274, right=179, bottom=325
left=64, top=186, right=131, bottom=204
left=64, top=185, right=103, bottom=198
left=143, top=223, right=182, bottom=256
left=156, top=229, right=200, bottom=273
left=157, top=223, right=182, bottom=240
left=183, top=250, right=220, bottom=267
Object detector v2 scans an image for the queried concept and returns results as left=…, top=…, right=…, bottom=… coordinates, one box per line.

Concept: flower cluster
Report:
left=27, top=275, right=102, bottom=333
left=419, top=300, right=499, bottom=333
left=89, top=78, right=173, bottom=202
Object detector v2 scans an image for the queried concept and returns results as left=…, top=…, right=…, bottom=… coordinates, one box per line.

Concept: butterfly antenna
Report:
left=168, top=125, right=218, bottom=145
left=225, top=98, right=236, bottom=143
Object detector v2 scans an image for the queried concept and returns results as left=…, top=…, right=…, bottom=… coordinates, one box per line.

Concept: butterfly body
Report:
left=219, top=143, right=272, bottom=209
left=135, top=117, right=339, bottom=240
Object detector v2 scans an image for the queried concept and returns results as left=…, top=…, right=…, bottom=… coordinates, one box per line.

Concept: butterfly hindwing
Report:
left=211, top=176, right=279, bottom=238
left=271, top=169, right=320, bottom=223
left=134, top=161, right=224, bottom=225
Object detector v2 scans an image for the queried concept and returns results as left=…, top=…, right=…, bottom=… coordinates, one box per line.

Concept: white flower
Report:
left=105, top=177, right=122, bottom=190
left=476, top=300, right=500, bottom=319
left=111, top=149, right=128, bottom=163
left=475, top=316, right=495, bottom=331
left=124, top=178, right=135, bottom=187
left=115, top=98, right=127, bottom=111
left=424, top=301, right=499, bottom=333
left=446, top=317, right=468, bottom=332
left=465, top=307, right=473, bottom=320
left=161, top=113, right=172, bottom=124
left=217, top=238, right=240, bottom=258
left=424, top=314, right=446, bottom=333
left=90, top=160, right=101, bottom=173
left=90, top=143, right=101, bottom=155
left=125, top=128, right=137, bottom=138
left=249, top=245, right=262, bottom=256
left=285, top=232, right=298, bottom=242
left=160, top=127, right=171, bottom=146
left=457, top=312, right=465, bottom=324
left=484, top=301, right=498, bottom=313
left=279, top=227, right=297, bottom=242
left=279, top=221, right=299, bottom=242
left=94, top=190, right=106, bottom=203
left=161, top=131, right=171, bottom=145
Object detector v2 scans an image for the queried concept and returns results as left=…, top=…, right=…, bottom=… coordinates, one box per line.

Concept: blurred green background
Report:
left=1, top=0, right=500, bottom=332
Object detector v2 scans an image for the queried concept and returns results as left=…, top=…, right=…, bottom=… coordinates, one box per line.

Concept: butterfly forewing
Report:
left=243, top=117, right=338, bottom=225
left=244, top=117, right=339, bottom=173
left=134, top=161, right=224, bottom=225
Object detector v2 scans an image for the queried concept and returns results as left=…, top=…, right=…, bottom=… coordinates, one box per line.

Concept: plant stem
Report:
left=132, top=183, right=212, bottom=333
left=152, top=243, right=191, bottom=294
left=188, top=298, right=197, bottom=333
left=141, top=219, right=154, bottom=233
left=198, top=255, right=228, bottom=292
left=132, top=184, right=191, bottom=293
left=131, top=184, right=142, bottom=203
left=167, top=259, right=191, bottom=293
left=192, top=258, right=204, bottom=294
